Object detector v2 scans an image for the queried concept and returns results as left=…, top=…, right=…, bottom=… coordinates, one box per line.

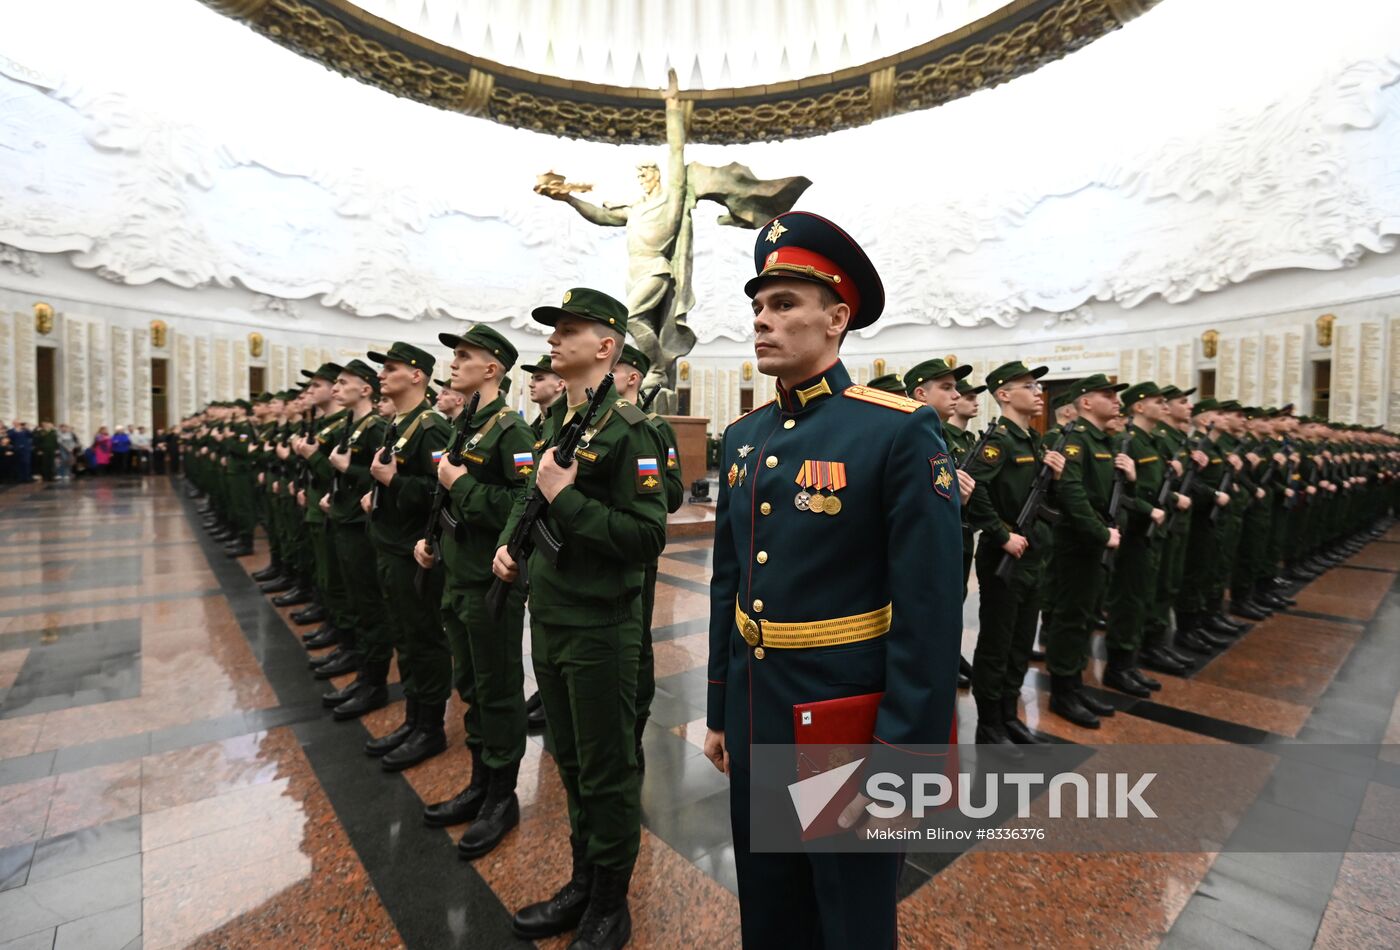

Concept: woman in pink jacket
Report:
left=92, top=427, right=112, bottom=472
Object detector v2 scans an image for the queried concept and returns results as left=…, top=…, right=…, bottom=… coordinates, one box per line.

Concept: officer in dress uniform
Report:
left=615, top=343, right=686, bottom=773
left=704, top=211, right=963, bottom=948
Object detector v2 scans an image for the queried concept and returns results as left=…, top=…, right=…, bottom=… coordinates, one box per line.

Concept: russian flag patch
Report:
left=636, top=457, right=661, bottom=493
left=666, top=447, right=678, bottom=469
left=431, top=448, right=446, bottom=464
left=513, top=451, right=534, bottom=474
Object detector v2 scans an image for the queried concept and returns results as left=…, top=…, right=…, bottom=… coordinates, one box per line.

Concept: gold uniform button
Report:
left=760, top=502, right=772, bottom=515
left=752, top=599, right=764, bottom=613
left=784, top=419, right=795, bottom=430
left=756, top=551, right=768, bottom=564
left=766, top=456, right=778, bottom=469
left=754, top=646, right=766, bottom=659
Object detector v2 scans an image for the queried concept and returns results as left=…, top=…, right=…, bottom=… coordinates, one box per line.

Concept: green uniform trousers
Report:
left=443, top=579, right=527, bottom=770
left=1211, top=506, right=1246, bottom=609
left=334, top=524, right=392, bottom=667
left=1147, top=523, right=1190, bottom=643
left=374, top=549, right=450, bottom=703
left=532, top=604, right=643, bottom=871
left=972, top=544, right=1044, bottom=702
left=1045, top=536, right=1109, bottom=678
left=1106, top=531, right=1163, bottom=653
left=310, top=519, right=354, bottom=630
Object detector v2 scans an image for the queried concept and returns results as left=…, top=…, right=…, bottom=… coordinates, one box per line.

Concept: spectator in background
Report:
left=111, top=426, right=132, bottom=474
left=164, top=427, right=183, bottom=474
left=130, top=426, right=152, bottom=473
left=7, top=420, right=33, bottom=482
left=34, top=422, right=58, bottom=481
left=0, top=432, right=15, bottom=482
left=56, top=424, right=81, bottom=480
left=92, top=427, right=112, bottom=474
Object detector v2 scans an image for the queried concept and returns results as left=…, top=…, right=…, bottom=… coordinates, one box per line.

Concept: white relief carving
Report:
left=0, top=243, right=40, bottom=276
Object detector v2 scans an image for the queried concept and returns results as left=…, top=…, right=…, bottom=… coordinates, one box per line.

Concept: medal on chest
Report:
left=795, top=460, right=846, bottom=515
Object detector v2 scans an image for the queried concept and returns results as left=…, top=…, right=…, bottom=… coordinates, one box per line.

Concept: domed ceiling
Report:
left=201, top=0, right=1160, bottom=142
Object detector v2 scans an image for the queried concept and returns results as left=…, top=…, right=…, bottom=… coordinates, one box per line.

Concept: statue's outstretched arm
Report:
left=662, top=74, right=688, bottom=230
left=560, top=194, right=628, bottom=227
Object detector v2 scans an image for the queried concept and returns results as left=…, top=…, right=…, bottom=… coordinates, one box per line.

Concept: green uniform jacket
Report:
left=1054, top=419, right=1118, bottom=547
left=328, top=410, right=386, bottom=525
left=964, top=417, right=1049, bottom=552
left=444, top=395, right=533, bottom=585
left=369, top=402, right=450, bottom=556
left=1120, top=423, right=1167, bottom=535
left=645, top=411, right=685, bottom=514
left=224, top=422, right=256, bottom=473
left=943, top=422, right=975, bottom=464
left=499, top=395, right=669, bottom=625
left=302, top=410, right=349, bottom=524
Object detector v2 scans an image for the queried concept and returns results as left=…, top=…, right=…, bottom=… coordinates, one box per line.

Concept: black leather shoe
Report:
left=314, top=651, right=360, bottom=679
left=382, top=702, right=447, bottom=771
left=1161, top=646, right=1195, bottom=666
left=973, top=698, right=1022, bottom=756
left=1139, top=646, right=1188, bottom=675
left=303, top=625, right=338, bottom=649
left=513, top=837, right=593, bottom=939
left=251, top=563, right=282, bottom=582
left=1260, top=592, right=1296, bottom=609
left=1176, top=630, right=1215, bottom=655
left=1049, top=690, right=1100, bottom=729
left=259, top=576, right=294, bottom=594
left=309, top=648, right=344, bottom=670
left=1103, top=667, right=1150, bottom=698
left=1195, top=627, right=1233, bottom=648
left=526, top=691, right=547, bottom=731
left=1001, top=694, right=1043, bottom=745
left=334, top=683, right=388, bottom=721
left=1076, top=689, right=1117, bottom=717
left=458, top=761, right=521, bottom=859
left=1204, top=615, right=1244, bottom=636
left=322, top=680, right=360, bottom=708
left=223, top=539, right=253, bottom=558
left=291, top=604, right=327, bottom=625
left=958, top=657, right=974, bottom=690
left=208, top=528, right=236, bottom=542
left=1230, top=600, right=1270, bottom=621
left=365, top=702, right=417, bottom=756
left=424, top=747, right=489, bottom=827
left=1128, top=668, right=1161, bottom=691
left=272, top=587, right=313, bottom=608
left=567, top=865, right=632, bottom=950
left=1029, top=647, right=1047, bottom=661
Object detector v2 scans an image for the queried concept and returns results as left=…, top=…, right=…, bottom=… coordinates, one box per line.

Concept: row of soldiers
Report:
left=183, top=299, right=683, bottom=950
left=868, top=361, right=1399, bottom=740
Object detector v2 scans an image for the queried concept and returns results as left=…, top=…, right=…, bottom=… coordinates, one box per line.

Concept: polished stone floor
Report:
left=1, top=477, right=1399, bottom=948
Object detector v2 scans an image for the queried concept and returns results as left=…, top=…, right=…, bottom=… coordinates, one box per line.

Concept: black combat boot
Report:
left=333, top=675, right=389, bottom=721
left=314, top=650, right=360, bottom=679
left=973, top=696, right=1020, bottom=754
left=251, top=560, right=283, bottom=582
left=365, top=699, right=417, bottom=756
left=568, top=864, right=633, bottom=950
left=1103, top=650, right=1150, bottom=698
left=513, top=836, right=593, bottom=939
left=1001, top=693, right=1042, bottom=745
left=1049, top=674, right=1099, bottom=729
left=458, top=760, right=521, bottom=859
left=381, top=700, right=447, bottom=771
left=291, top=603, right=327, bottom=625
left=303, top=624, right=338, bottom=649
left=526, top=691, right=547, bottom=730
left=271, top=587, right=313, bottom=607
left=424, top=745, right=490, bottom=827
left=222, top=535, right=253, bottom=558
left=321, top=678, right=360, bottom=709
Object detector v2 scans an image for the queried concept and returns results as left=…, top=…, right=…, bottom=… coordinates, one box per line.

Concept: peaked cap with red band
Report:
left=744, top=211, right=885, bottom=330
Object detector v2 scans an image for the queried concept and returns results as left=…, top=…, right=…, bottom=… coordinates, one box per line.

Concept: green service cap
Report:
left=300, top=362, right=343, bottom=383
left=232, top=399, right=252, bottom=411
left=903, top=358, right=972, bottom=394
left=521, top=354, right=555, bottom=375
left=985, top=361, right=1049, bottom=391
left=340, top=359, right=381, bottom=392
left=1064, top=374, right=1129, bottom=402
left=367, top=342, right=435, bottom=375
left=1191, top=398, right=1220, bottom=416
left=956, top=379, right=987, bottom=398
left=1159, top=385, right=1196, bottom=400
left=438, top=324, right=518, bottom=371
left=1217, top=399, right=1244, bottom=413
left=1120, top=381, right=1162, bottom=410
left=532, top=287, right=629, bottom=334
left=619, top=343, right=651, bottom=378
left=867, top=373, right=906, bottom=393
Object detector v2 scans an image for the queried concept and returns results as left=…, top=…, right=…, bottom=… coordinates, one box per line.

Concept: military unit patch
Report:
left=981, top=444, right=1001, bottom=461
left=930, top=452, right=955, bottom=499
left=667, top=447, right=678, bottom=469
left=636, top=457, right=662, bottom=493
left=513, top=451, right=534, bottom=474
left=1065, top=444, right=1083, bottom=458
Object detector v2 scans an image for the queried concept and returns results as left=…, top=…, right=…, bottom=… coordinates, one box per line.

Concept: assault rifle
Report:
left=640, top=385, right=662, bottom=413
left=297, top=405, right=316, bottom=495
left=1102, top=431, right=1133, bottom=569
left=330, top=411, right=354, bottom=501
left=367, top=419, right=398, bottom=523
left=1281, top=438, right=1302, bottom=510
left=415, top=392, right=480, bottom=594
left=486, top=374, right=615, bottom=620
left=1158, top=422, right=1213, bottom=535
left=994, top=422, right=1076, bottom=581
left=959, top=424, right=997, bottom=471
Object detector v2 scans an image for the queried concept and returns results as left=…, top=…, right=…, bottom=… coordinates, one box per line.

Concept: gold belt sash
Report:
left=735, top=601, right=892, bottom=650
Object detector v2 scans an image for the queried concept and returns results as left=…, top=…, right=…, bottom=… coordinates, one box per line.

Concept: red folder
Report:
left=791, top=692, right=958, bottom=841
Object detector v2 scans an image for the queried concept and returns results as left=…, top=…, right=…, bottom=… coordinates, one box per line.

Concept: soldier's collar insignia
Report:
left=796, top=377, right=832, bottom=407
left=766, top=220, right=788, bottom=243
left=737, top=444, right=754, bottom=459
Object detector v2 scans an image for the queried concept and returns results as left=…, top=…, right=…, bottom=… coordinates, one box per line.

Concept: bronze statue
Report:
left=537, top=72, right=809, bottom=411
